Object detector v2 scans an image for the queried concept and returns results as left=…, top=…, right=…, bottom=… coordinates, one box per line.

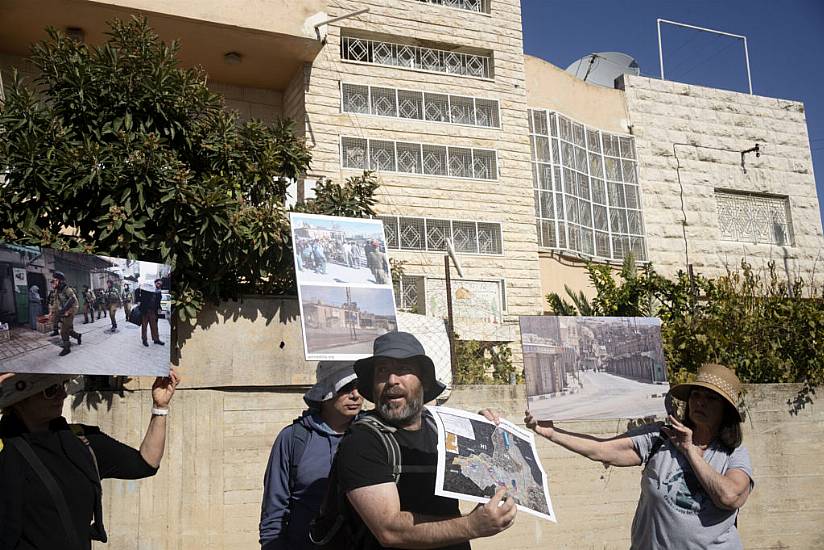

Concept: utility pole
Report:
left=444, top=240, right=464, bottom=379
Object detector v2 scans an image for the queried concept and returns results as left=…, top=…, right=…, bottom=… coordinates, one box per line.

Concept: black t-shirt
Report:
left=0, top=415, right=158, bottom=549
left=336, top=416, right=470, bottom=550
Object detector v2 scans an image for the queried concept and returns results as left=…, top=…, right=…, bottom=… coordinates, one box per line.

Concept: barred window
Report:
left=341, top=83, right=369, bottom=114
left=414, top=0, right=491, bottom=14
left=529, top=108, right=646, bottom=262
left=343, top=137, right=497, bottom=180
left=716, top=191, right=794, bottom=246
left=341, top=137, right=367, bottom=170
left=342, top=83, right=500, bottom=129
left=375, top=215, right=504, bottom=255
left=395, top=275, right=425, bottom=313
left=341, top=36, right=492, bottom=79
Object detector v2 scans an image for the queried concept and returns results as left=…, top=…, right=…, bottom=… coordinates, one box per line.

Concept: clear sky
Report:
left=522, top=0, right=824, bottom=226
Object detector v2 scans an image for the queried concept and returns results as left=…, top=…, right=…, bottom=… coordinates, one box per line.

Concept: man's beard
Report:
left=378, top=386, right=424, bottom=428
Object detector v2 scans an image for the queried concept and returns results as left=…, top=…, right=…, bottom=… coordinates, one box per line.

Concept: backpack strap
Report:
left=644, top=432, right=668, bottom=467
left=69, top=424, right=108, bottom=543
left=288, top=418, right=312, bottom=496
left=6, top=437, right=84, bottom=550
left=353, top=415, right=403, bottom=482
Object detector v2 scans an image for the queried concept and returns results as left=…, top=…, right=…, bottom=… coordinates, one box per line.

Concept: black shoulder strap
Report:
left=289, top=419, right=312, bottom=495
left=353, top=413, right=437, bottom=480
left=354, top=415, right=403, bottom=482
left=645, top=434, right=667, bottom=466
left=7, top=438, right=84, bottom=550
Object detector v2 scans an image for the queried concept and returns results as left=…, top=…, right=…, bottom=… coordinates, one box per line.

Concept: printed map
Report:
left=430, top=407, right=555, bottom=522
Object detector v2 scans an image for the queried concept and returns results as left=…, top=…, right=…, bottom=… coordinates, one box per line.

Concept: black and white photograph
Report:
left=520, top=316, right=669, bottom=420
left=299, top=285, right=398, bottom=359
left=290, top=213, right=391, bottom=286
left=0, top=244, right=171, bottom=376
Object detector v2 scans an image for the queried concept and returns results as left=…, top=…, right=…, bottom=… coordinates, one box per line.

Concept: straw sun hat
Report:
left=669, top=363, right=744, bottom=422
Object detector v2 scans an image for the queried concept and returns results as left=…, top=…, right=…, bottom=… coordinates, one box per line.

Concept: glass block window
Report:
left=342, top=83, right=500, bottom=129
left=529, top=108, right=646, bottom=261
left=341, top=36, right=492, bottom=79
left=376, top=215, right=503, bottom=255
left=715, top=191, right=794, bottom=246
left=414, top=0, right=491, bottom=13
left=342, top=137, right=498, bottom=180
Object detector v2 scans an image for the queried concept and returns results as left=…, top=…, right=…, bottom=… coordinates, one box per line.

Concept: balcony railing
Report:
left=414, top=0, right=491, bottom=14
left=341, top=36, right=492, bottom=79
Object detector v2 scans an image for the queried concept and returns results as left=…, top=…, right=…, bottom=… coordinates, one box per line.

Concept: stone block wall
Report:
left=622, top=75, right=824, bottom=284
left=68, top=382, right=824, bottom=549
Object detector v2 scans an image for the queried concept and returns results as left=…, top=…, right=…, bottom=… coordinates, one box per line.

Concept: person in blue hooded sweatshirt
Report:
left=259, top=362, right=363, bottom=550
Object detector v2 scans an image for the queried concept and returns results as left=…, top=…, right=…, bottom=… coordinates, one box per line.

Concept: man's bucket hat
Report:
left=354, top=331, right=446, bottom=404
left=669, top=363, right=743, bottom=422
left=303, top=361, right=358, bottom=407
left=0, top=374, right=74, bottom=409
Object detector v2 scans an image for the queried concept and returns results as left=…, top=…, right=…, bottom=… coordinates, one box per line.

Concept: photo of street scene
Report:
left=0, top=244, right=171, bottom=376
left=290, top=213, right=391, bottom=286
left=299, top=285, right=398, bottom=359
left=520, top=316, right=668, bottom=420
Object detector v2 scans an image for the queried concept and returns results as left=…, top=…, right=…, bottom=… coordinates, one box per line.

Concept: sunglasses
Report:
left=42, top=382, right=67, bottom=400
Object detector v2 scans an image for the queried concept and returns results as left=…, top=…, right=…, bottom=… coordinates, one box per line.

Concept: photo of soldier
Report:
left=104, top=280, right=122, bottom=332
left=82, top=285, right=96, bottom=324
left=0, top=244, right=171, bottom=377
left=94, top=288, right=106, bottom=320
left=48, top=284, right=59, bottom=336
left=51, top=271, right=82, bottom=357
left=122, top=283, right=133, bottom=318
left=137, top=279, right=165, bottom=347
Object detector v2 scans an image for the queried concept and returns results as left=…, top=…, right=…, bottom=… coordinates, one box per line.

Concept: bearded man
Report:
left=329, top=331, right=516, bottom=550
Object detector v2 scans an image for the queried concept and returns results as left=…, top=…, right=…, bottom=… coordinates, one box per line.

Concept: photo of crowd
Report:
left=291, top=213, right=391, bottom=286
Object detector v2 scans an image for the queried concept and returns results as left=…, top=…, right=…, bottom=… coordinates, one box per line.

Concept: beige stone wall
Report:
left=525, top=54, right=629, bottom=135
left=83, top=0, right=327, bottom=39
left=67, top=383, right=823, bottom=549
left=208, top=81, right=283, bottom=123
left=303, top=0, right=544, bottom=338
left=622, top=75, right=824, bottom=282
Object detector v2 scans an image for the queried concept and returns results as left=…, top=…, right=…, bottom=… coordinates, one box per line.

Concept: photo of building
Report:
left=299, top=284, right=397, bottom=358
left=520, top=316, right=667, bottom=420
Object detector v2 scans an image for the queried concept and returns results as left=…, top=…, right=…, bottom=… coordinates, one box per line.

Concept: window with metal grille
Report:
left=376, top=215, right=504, bottom=255
left=342, top=83, right=500, bottom=129
left=343, top=137, right=497, bottom=180
left=529, top=108, right=646, bottom=262
left=394, top=275, right=425, bottom=313
left=715, top=191, right=794, bottom=246
left=414, top=0, right=491, bottom=13
left=341, top=137, right=368, bottom=170
left=341, top=36, right=492, bottom=79
left=341, top=83, right=370, bottom=114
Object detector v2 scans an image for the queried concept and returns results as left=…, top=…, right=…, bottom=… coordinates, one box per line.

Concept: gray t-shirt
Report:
left=629, top=426, right=754, bottom=550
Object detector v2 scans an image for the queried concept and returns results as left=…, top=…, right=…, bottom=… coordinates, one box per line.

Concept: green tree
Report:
left=0, top=18, right=378, bottom=318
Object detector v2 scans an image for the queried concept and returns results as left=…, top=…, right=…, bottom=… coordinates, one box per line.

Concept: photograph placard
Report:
left=520, top=316, right=669, bottom=420
left=290, top=213, right=398, bottom=360
left=0, top=244, right=171, bottom=376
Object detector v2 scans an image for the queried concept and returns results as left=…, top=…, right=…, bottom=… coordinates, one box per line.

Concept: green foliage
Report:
left=545, top=257, right=824, bottom=395
left=454, top=338, right=520, bottom=385
left=0, top=18, right=378, bottom=318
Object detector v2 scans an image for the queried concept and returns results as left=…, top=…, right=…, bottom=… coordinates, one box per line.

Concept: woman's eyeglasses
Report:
left=42, top=382, right=67, bottom=400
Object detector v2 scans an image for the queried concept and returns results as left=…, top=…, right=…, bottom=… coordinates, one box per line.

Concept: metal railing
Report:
left=341, top=36, right=492, bottom=79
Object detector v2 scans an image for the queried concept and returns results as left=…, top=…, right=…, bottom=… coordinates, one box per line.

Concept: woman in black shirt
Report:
left=0, top=370, right=179, bottom=549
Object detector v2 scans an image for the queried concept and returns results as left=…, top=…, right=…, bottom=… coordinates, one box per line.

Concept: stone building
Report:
left=3, top=0, right=822, bottom=356
left=2, top=2, right=824, bottom=548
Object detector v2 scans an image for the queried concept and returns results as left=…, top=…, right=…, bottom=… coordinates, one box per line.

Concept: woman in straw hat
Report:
left=488, top=363, right=754, bottom=549
left=0, top=370, right=179, bottom=549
